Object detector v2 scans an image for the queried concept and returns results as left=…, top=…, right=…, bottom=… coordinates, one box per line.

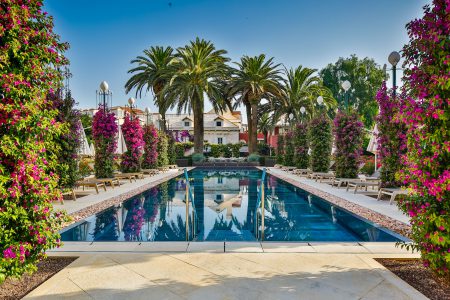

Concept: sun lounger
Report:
left=168, top=164, right=178, bottom=170
left=158, top=166, right=170, bottom=172
left=60, top=189, right=76, bottom=204
left=76, top=179, right=107, bottom=194
left=309, top=172, right=335, bottom=182
left=282, top=166, right=297, bottom=172
left=292, top=169, right=312, bottom=176
left=95, top=177, right=121, bottom=188
left=346, top=180, right=380, bottom=194
left=142, top=169, right=159, bottom=176
left=114, top=173, right=137, bottom=183
left=331, top=178, right=362, bottom=188
left=377, top=187, right=409, bottom=204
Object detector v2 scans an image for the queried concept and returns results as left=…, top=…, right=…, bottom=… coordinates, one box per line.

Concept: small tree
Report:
left=294, top=123, right=309, bottom=169
left=309, top=115, right=332, bottom=172
left=333, top=111, right=364, bottom=178
left=93, top=108, right=118, bottom=178
left=121, top=115, right=144, bottom=172
left=157, top=131, right=169, bottom=166
left=142, top=125, right=158, bottom=169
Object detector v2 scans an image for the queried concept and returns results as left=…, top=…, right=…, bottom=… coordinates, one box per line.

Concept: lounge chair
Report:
left=331, top=178, right=362, bottom=188
left=309, top=172, right=335, bottom=182
left=60, top=189, right=76, bottom=204
left=346, top=179, right=380, bottom=194
left=76, top=179, right=107, bottom=194
left=282, top=166, right=297, bottom=172
left=142, top=169, right=159, bottom=176
left=95, top=177, right=121, bottom=188
left=114, top=173, right=137, bottom=183
left=292, top=169, right=311, bottom=176
left=377, top=187, right=409, bottom=204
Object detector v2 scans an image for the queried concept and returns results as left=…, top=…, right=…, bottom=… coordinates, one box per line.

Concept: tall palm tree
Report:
left=165, top=38, right=230, bottom=154
left=125, top=46, right=174, bottom=131
left=267, top=66, right=336, bottom=123
left=229, top=55, right=282, bottom=153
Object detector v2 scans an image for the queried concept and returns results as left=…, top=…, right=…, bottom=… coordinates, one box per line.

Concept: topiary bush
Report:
left=294, top=123, right=309, bottom=169
left=120, top=114, right=144, bottom=172
left=157, top=131, right=169, bottom=166
left=192, top=153, right=205, bottom=163
left=223, top=144, right=232, bottom=158
left=397, top=0, right=450, bottom=278
left=309, top=115, right=333, bottom=172
left=231, top=143, right=242, bottom=157
left=142, top=124, right=158, bottom=169
left=0, top=0, right=69, bottom=283
left=276, top=135, right=285, bottom=164
left=247, top=153, right=260, bottom=163
left=284, top=131, right=295, bottom=166
left=376, top=81, right=407, bottom=187
left=93, top=107, right=118, bottom=178
left=333, top=111, right=364, bottom=178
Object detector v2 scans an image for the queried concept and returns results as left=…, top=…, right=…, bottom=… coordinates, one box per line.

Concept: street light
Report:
left=288, top=113, right=294, bottom=130
left=317, top=96, right=324, bottom=106
left=127, top=97, right=136, bottom=120
left=341, top=80, right=351, bottom=110
left=388, top=51, right=401, bottom=98
left=300, top=106, right=306, bottom=123
left=145, top=107, right=152, bottom=125
left=96, top=81, right=112, bottom=111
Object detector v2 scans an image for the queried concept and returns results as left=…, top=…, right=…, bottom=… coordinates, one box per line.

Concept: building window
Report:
left=218, top=137, right=223, bottom=144
left=184, top=121, right=190, bottom=127
left=216, top=194, right=223, bottom=201
left=216, top=121, right=222, bottom=127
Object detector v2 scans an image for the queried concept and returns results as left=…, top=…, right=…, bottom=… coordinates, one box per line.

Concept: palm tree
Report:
left=267, top=66, right=336, bottom=124
left=165, top=38, right=230, bottom=154
left=229, top=55, right=282, bottom=153
left=125, top=46, right=174, bottom=131
left=257, top=112, right=274, bottom=144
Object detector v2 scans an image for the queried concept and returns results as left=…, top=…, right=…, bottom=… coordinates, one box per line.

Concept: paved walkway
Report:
left=265, top=168, right=409, bottom=224
left=26, top=251, right=425, bottom=300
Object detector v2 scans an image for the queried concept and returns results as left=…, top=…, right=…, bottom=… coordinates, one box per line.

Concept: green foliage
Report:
left=0, top=1, right=69, bottom=282
left=78, top=158, right=94, bottom=177
left=174, top=142, right=193, bottom=159
left=192, top=153, right=205, bottom=163
left=247, top=153, right=260, bottom=163
left=319, top=55, right=386, bottom=128
left=80, top=114, right=93, bottom=145
left=223, top=144, right=232, bottom=158
left=276, top=135, right=284, bottom=164
left=168, top=136, right=176, bottom=165
left=209, top=144, right=222, bottom=158
left=157, top=131, right=169, bottom=166
left=294, top=123, right=309, bottom=169
left=360, top=159, right=375, bottom=175
left=230, top=143, right=242, bottom=158
left=309, top=115, right=333, bottom=172
left=284, top=131, right=295, bottom=166
left=257, top=143, right=270, bottom=156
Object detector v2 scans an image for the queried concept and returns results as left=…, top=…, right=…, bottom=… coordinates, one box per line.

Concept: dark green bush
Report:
left=309, top=115, right=333, bottom=172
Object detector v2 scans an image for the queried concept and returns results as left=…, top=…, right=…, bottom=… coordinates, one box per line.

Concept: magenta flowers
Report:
left=93, top=107, right=118, bottom=178
left=142, top=124, right=159, bottom=169
left=120, top=114, right=144, bottom=172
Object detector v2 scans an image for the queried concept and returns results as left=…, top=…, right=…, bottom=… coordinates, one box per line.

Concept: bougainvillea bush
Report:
left=120, top=114, right=144, bottom=172
left=0, top=1, right=69, bottom=282
left=92, top=107, right=118, bottom=178
left=123, top=198, right=145, bottom=241
left=157, top=131, right=169, bottom=167
left=396, top=0, right=450, bottom=278
left=294, top=123, right=309, bottom=169
left=142, top=124, right=158, bottom=169
left=309, top=115, right=332, bottom=172
left=375, top=82, right=407, bottom=187
left=284, top=131, right=295, bottom=166
left=333, top=111, right=364, bottom=178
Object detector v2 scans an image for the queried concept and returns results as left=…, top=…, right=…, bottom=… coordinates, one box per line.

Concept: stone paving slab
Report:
left=261, top=242, right=316, bottom=253
left=25, top=252, right=426, bottom=300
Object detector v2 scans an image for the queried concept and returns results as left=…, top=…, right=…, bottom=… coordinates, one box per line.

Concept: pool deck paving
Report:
left=33, top=166, right=427, bottom=299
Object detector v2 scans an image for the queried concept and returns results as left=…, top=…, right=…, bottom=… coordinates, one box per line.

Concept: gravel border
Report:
left=265, top=169, right=411, bottom=238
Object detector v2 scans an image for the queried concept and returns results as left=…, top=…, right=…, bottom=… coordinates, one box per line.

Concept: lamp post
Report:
left=127, top=97, right=136, bottom=120
left=96, top=81, right=112, bottom=112
left=145, top=107, right=151, bottom=125
left=317, top=96, right=324, bottom=115
left=388, top=51, right=401, bottom=98
left=341, top=80, right=351, bottom=111
left=300, top=106, right=306, bottom=123
left=288, top=113, right=294, bottom=130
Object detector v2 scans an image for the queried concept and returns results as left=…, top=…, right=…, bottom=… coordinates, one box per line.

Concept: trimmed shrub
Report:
left=276, top=135, right=284, bottom=164
left=284, top=131, right=295, bottom=166
left=257, top=143, right=270, bottom=156
left=223, top=144, right=232, bottom=158
left=309, top=115, right=333, bottom=172
left=230, top=143, right=242, bottom=157
left=294, top=123, right=309, bottom=169
left=120, top=115, right=144, bottom=172
left=157, top=131, right=169, bottom=167
left=142, top=125, right=158, bottom=169
left=333, top=111, right=364, bottom=178
left=192, top=153, right=205, bottom=163
left=0, top=0, right=69, bottom=283
left=396, top=0, right=450, bottom=277
left=247, top=153, right=260, bottom=163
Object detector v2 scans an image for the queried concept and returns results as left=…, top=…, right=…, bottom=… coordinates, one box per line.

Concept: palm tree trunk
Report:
left=160, top=113, right=166, bottom=132
left=193, top=95, right=204, bottom=154
left=263, top=130, right=268, bottom=144
left=246, top=103, right=252, bottom=153
left=250, top=102, right=258, bottom=154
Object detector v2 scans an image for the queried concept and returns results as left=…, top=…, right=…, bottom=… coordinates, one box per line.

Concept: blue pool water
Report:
left=61, top=168, right=406, bottom=242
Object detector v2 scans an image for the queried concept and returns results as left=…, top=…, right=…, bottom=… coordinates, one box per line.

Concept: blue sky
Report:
left=44, top=0, right=428, bottom=114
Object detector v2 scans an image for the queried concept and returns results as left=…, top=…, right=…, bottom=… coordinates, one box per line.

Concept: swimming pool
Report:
left=61, top=168, right=406, bottom=242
